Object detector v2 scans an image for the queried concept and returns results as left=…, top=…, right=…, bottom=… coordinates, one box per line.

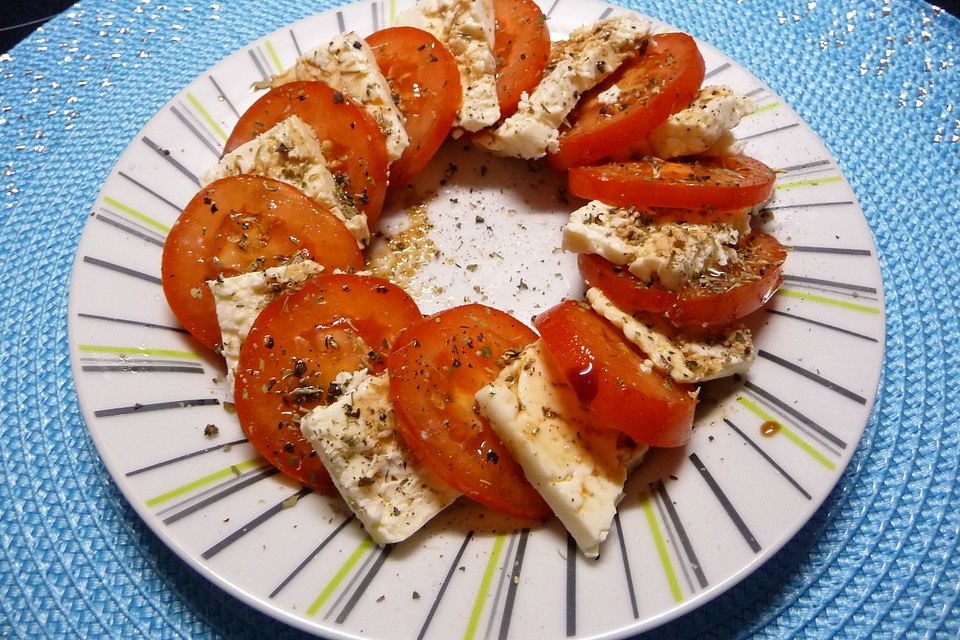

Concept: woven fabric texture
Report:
left=1, top=0, right=958, bottom=637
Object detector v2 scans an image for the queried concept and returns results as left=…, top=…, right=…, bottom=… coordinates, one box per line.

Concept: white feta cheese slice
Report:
left=395, top=0, right=499, bottom=131
left=475, top=341, right=647, bottom=558
left=562, top=200, right=741, bottom=290
left=202, top=116, right=370, bottom=247
left=207, top=259, right=324, bottom=397
left=300, top=370, right=460, bottom=545
left=476, top=14, right=649, bottom=159
left=586, top=288, right=756, bottom=383
left=269, top=32, right=409, bottom=162
left=630, top=86, right=755, bottom=159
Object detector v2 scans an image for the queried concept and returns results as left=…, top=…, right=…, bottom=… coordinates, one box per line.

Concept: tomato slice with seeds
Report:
left=578, top=231, right=787, bottom=327
left=548, top=33, right=705, bottom=170
left=160, top=175, right=364, bottom=350
left=366, top=27, right=461, bottom=189
left=224, top=81, right=389, bottom=225
left=388, top=304, right=551, bottom=520
left=568, top=155, right=776, bottom=210
left=536, top=300, right=697, bottom=448
left=492, top=0, right=551, bottom=119
left=234, top=274, right=423, bottom=491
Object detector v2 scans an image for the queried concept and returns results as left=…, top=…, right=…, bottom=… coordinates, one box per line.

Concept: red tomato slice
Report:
left=234, top=274, right=423, bottom=491
left=536, top=300, right=697, bottom=448
left=366, top=27, right=461, bottom=189
left=388, top=304, right=551, bottom=519
left=568, top=155, right=776, bottom=210
left=160, top=176, right=364, bottom=350
left=224, top=81, right=389, bottom=225
left=493, top=0, right=550, bottom=118
left=548, top=33, right=705, bottom=170
left=578, top=230, right=787, bottom=327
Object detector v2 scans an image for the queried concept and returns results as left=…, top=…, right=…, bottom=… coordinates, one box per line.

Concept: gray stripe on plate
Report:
left=725, top=419, right=812, bottom=499
left=208, top=74, right=239, bottom=119
left=566, top=533, right=576, bottom=636
left=201, top=487, right=312, bottom=559
left=739, top=122, right=800, bottom=141
left=126, top=438, right=250, bottom=477
left=703, top=62, right=731, bottom=80
left=655, top=480, right=708, bottom=589
left=76, top=312, right=187, bottom=333
left=334, top=545, right=395, bottom=623
left=171, top=104, right=221, bottom=156
left=95, top=211, right=165, bottom=246
left=417, top=531, right=473, bottom=640
left=758, top=349, right=868, bottom=405
left=94, top=397, right=218, bottom=418
left=117, top=170, right=183, bottom=212
left=82, top=256, right=161, bottom=285
left=783, top=273, right=877, bottom=294
left=786, top=245, right=872, bottom=256
left=689, top=453, right=761, bottom=553
left=163, top=467, right=279, bottom=525
left=141, top=136, right=200, bottom=185
left=766, top=309, right=878, bottom=342
left=765, top=200, right=853, bottom=210
left=497, top=529, right=529, bottom=640
left=743, top=379, right=847, bottom=451
left=269, top=516, right=355, bottom=598
left=613, top=513, right=639, bottom=618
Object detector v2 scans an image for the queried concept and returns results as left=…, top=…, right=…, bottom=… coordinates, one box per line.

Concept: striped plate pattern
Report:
left=67, top=0, right=885, bottom=638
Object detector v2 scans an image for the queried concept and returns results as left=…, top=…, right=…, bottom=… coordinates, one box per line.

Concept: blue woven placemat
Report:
left=1, top=0, right=958, bottom=637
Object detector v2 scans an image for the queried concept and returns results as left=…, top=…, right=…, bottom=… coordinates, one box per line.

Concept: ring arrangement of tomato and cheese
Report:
left=159, top=0, right=785, bottom=559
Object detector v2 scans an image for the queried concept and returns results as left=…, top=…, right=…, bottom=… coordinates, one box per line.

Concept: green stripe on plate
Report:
left=746, top=101, right=780, bottom=117
left=185, top=92, right=228, bottom=141
left=463, top=534, right=507, bottom=640
left=777, top=175, right=842, bottom=190
left=102, top=196, right=171, bottom=234
left=642, top=494, right=683, bottom=603
left=306, top=538, right=374, bottom=616
left=737, top=397, right=836, bottom=470
left=145, top=458, right=261, bottom=506
left=777, top=289, right=881, bottom=314
left=78, top=345, right=200, bottom=360
left=264, top=40, right=284, bottom=73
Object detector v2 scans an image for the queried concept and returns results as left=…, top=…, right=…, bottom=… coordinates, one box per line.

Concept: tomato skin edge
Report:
left=536, top=300, right=697, bottom=448
left=568, top=155, right=776, bottom=211
left=387, top=304, right=552, bottom=520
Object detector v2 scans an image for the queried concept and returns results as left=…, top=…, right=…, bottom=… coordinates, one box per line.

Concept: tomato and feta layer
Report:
left=585, top=288, right=755, bottom=383
left=395, top=0, right=500, bottom=131
left=269, top=32, right=410, bottom=162
left=202, top=116, right=370, bottom=247
left=562, top=200, right=742, bottom=290
left=476, top=340, right=646, bottom=557
left=477, top=14, right=649, bottom=159
left=300, top=370, right=460, bottom=544
left=609, top=85, right=754, bottom=160
left=207, top=258, right=324, bottom=397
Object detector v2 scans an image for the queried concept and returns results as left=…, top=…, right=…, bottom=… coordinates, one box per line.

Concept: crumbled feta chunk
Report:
left=202, top=116, right=370, bottom=247
left=208, top=259, right=324, bottom=397
left=476, top=341, right=646, bottom=558
left=269, top=32, right=409, bottom=162
left=300, top=370, right=460, bottom=545
left=596, top=84, right=622, bottom=105
left=586, top=288, right=756, bottom=383
left=395, top=0, right=499, bottom=131
left=476, top=14, right=649, bottom=159
left=562, top=200, right=741, bottom=290
left=630, top=86, right=755, bottom=159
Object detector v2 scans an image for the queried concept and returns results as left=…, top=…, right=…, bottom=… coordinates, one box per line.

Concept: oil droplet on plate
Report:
left=760, top=420, right=781, bottom=437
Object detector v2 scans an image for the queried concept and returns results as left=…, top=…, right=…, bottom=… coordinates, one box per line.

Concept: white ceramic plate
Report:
left=68, top=1, right=886, bottom=638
